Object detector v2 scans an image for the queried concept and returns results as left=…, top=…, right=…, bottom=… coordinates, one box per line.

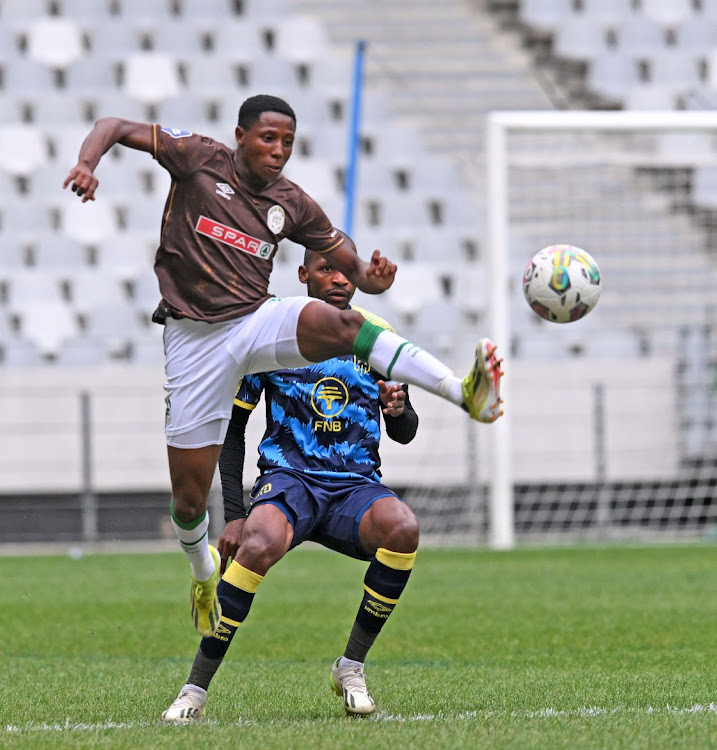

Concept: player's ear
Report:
left=298, top=265, right=309, bottom=284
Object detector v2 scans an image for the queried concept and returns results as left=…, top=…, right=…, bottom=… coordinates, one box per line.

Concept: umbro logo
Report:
left=216, top=182, right=235, bottom=200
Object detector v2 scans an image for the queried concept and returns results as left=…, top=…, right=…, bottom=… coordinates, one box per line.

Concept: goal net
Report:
left=476, top=110, right=717, bottom=549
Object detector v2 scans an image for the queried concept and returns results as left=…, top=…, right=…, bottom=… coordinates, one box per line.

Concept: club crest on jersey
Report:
left=267, top=205, right=285, bottom=234
left=161, top=127, right=192, bottom=139
left=311, top=377, right=349, bottom=418
left=195, top=216, right=273, bottom=259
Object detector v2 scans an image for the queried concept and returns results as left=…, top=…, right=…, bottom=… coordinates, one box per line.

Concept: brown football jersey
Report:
left=150, top=125, right=344, bottom=322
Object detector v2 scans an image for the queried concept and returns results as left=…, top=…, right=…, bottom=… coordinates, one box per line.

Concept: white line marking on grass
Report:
left=4, top=704, right=716, bottom=734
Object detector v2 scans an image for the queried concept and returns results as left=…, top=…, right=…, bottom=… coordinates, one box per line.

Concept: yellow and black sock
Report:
left=344, top=547, right=416, bottom=663
left=200, top=561, right=263, bottom=659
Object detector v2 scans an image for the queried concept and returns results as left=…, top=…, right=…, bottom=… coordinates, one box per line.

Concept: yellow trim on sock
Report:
left=219, top=615, right=241, bottom=628
left=222, top=561, right=264, bottom=593
left=364, top=584, right=399, bottom=605
left=376, top=547, right=416, bottom=571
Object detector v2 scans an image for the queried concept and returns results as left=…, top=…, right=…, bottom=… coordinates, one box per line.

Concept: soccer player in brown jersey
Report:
left=63, top=94, right=503, bottom=641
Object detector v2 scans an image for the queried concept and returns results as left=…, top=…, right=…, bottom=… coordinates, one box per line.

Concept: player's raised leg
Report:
left=331, top=496, right=419, bottom=716
left=296, top=302, right=504, bottom=424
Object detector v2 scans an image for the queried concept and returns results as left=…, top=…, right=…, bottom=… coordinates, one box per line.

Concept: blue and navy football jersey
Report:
left=235, top=307, right=394, bottom=482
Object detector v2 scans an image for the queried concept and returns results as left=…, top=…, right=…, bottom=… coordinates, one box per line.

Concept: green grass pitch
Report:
left=2, top=544, right=716, bottom=749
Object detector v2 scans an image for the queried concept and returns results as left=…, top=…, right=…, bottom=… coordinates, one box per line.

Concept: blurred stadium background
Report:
left=1, top=0, right=716, bottom=547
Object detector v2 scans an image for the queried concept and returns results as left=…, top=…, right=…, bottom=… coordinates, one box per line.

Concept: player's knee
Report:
left=366, top=500, right=420, bottom=554
left=236, top=526, right=286, bottom=573
left=170, top=484, right=208, bottom=522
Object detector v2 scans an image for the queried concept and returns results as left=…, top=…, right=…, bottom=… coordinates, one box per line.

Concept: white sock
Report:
left=367, top=330, right=463, bottom=406
left=171, top=510, right=215, bottom=581
left=338, top=656, right=364, bottom=669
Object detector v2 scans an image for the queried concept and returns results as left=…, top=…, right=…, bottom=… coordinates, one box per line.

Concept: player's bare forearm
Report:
left=63, top=118, right=154, bottom=202
left=325, top=245, right=396, bottom=294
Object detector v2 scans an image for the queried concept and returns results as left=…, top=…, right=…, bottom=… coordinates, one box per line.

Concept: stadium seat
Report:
left=639, top=0, right=695, bottom=27
left=246, top=55, right=299, bottom=91
left=242, top=0, right=289, bottom=21
left=520, top=0, right=574, bottom=33
left=148, top=20, right=206, bottom=60
left=1, top=59, right=56, bottom=95
left=131, top=271, right=162, bottom=312
left=32, top=235, right=89, bottom=270
left=55, top=334, right=109, bottom=366
left=27, top=92, right=89, bottom=125
left=647, top=51, right=701, bottom=89
left=0, top=96, right=23, bottom=124
left=1, top=336, right=45, bottom=366
left=0, top=241, right=29, bottom=270
left=692, top=165, right=717, bottom=209
left=14, top=302, right=80, bottom=356
left=580, top=0, right=637, bottom=26
left=57, top=0, right=114, bottom=22
left=553, top=17, right=609, bottom=62
left=283, top=157, right=340, bottom=203
left=58, top=199, right=119, bottom=244
left=382, top=262, right=445, bottom=315
left=0, top=0, right=52, bottom=29
left=94, top=233, right=156, bottom=281
left=82, top=304, right=144, bottom=356
left=122, top=53, right=182, bottom=105
left=274, top=15, right=331, bottom=64
left=587, top=53, right=642, bottom=101
left=305, top=51, right=353, bottom=100
left=113, top=0, right=175, bottom=29
left=84, top=21, right=144, bottom=62
left=0, top=24, right=20, bottom=64
left=623, top=85, right=677, bottom=110
left=69, top=269, right=131, bottom=314
left=1, top=196, right=55, bottom=238
left=155, top=96, right=210, bottom=133
left=178, top=0, right=233, bottom=23
left=614, top=16, right=666, bottom=58
left=5, top=269, right=66, bottom=310
left=674, top=16, right=717, bottom=56
left=408, top=300, right=464, bottom=358
left=26, top=18, right=85, bottom=70
left=209, top=20, right=268, bottom=63
left=64, top=58, right=120, bottom=97
left=129, top=327, right=165, bottom=365
left=183, top=56, right=244, bottom=98
left=0, top=126, right=51, bottom=177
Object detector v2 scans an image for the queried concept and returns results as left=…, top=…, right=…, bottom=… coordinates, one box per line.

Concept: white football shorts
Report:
left=163, top=296, right=315, bottom=448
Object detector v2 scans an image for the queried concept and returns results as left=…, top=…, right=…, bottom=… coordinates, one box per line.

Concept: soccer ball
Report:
left=522, top=244, right=601, bottom=323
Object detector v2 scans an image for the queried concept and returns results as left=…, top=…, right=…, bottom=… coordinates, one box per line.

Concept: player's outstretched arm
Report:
left=63, top=118, right=154, bottom=202
left=324, top=243, right=397, bottom=295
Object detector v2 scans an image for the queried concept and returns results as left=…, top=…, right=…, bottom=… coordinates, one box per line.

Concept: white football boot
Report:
left=161, top=684, right=207, bottom=724
left=330, top=657, right=377, bottom=716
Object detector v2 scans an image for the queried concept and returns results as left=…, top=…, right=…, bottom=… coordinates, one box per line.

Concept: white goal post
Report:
left=486, top=110, right=717, bottom=550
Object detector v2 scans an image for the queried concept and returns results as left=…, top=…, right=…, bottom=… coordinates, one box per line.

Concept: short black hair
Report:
left=302, top=230, right=356, bottom=266
left=237, top=94, right=296, bottom=129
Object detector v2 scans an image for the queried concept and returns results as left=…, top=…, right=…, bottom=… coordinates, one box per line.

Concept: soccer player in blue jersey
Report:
left=163, top=238, right=421, bottom=721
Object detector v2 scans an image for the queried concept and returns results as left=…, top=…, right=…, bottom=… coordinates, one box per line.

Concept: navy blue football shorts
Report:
left=247, top=469, right=402, bottom=560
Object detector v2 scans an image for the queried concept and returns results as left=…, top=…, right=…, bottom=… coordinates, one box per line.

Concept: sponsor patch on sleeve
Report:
left=161, top=127, right=193, bottom=139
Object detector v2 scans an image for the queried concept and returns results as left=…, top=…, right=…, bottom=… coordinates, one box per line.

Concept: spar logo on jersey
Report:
left=161, top=127, right=192, bottom=139
left=195, top=216, right=273, bottom=259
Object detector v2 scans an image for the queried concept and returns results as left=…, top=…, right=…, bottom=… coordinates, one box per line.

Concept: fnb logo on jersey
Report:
left=195, top=216, right=273, bottom=258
